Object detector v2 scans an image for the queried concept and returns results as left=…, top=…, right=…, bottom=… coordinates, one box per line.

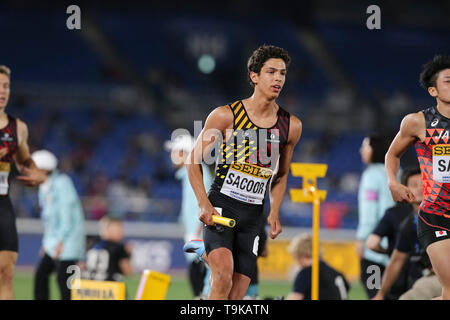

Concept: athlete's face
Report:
left=406, top=173, right=423, bottom=204
left=0, top=74, right=10, bottom=110
left=251, top=58, right=286, bottom=99
left=360, top=137, right=372, bottom=164
left=428, top=68, right=450, bottom=104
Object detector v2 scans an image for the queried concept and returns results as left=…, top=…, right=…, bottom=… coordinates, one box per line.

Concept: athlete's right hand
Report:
left=198, top=203, right=219, bottom=226
left=388, top=181, right=416, bottom=203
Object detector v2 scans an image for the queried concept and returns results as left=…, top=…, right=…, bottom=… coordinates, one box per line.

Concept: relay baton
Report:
left=212, top=215, right=236, bottom=228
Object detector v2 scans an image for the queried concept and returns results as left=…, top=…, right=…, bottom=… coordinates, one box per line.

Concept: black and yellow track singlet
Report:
left=209, top=100, right=290, bottom=205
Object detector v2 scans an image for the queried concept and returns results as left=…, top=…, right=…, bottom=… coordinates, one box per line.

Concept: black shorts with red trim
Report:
left=417, top=209, right=450, bottom=250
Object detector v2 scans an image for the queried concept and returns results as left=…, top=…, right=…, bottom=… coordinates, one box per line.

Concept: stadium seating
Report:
left=3, top=9, right=446, bottom=229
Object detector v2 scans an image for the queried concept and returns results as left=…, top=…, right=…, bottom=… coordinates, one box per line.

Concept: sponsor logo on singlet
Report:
left=1, top=133, right=13, bottom=142
left=431, top=119, right=439, bottom=127
left=220, top=161, right=273, bottom=204
left=433, top=144, right=450, bottom=183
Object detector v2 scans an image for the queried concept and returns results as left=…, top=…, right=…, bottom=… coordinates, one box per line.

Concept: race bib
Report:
left=0, top=162, right=10, bottom=195
left=433, top=144, right=450, bottom=183
left=220, top=162, right=273, bottom=204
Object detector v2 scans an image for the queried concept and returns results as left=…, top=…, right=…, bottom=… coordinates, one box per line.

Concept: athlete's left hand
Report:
left=268, top=213, right=282, bottom=239
left=17, top=167, right=46, bottom=187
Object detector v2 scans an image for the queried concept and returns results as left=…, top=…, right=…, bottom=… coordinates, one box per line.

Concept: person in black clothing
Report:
left=82, top=216, right=132, bottom=282
left=373, top=212, right=432, bottom=300
left=366, top=166, right=421, bottom=299
left=371, top=166, right=428, bottom=300
left=287, top=233, right=349, bottom=300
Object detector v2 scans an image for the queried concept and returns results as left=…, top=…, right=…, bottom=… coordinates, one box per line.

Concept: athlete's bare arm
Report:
left=385, top=112, right=425, bottom=203
left=187, top=106, right=234, bottom=226
left=268, top=115, right=302, bottom=239
left=14, top=119, right=45, bottom=186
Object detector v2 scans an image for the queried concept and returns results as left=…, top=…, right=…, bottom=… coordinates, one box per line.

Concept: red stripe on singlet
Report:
left=278, top=116, right=288, bottom=141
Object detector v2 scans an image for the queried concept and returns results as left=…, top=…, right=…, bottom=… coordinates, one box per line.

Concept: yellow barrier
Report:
left=71, top=279, right=126, bottom=300
left=135, top=270, right=171, bottom=300
left=289, top=163, right=328, bottom=300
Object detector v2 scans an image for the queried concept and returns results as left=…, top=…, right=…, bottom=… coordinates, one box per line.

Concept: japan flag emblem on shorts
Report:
left=435, top=230, right=448, bottom=238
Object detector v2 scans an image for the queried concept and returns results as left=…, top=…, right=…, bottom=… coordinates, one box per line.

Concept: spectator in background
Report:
left=82, top=216, right=132, bottom=282
left=164, top=133, right=214, bottom=299
left=372, top=212, right=435, bottom=300
left=366, top=166, right=421, bottom=299
left=356, top=133, right=394, bottom=299
left=287, top=233, right=349, bottom=300
left=370, top=168, right=439, bottom=300
left=32, top=150, right=85, bottom=300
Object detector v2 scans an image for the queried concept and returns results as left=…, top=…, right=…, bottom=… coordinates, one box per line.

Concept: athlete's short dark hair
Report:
left=368, top=133, right=391, bottom=164
left=400, top=166, right=421, bottom=186
left=0, top=65, right=11, bottom=79
left=247, top=45, right=291, bottom=88
left=419, top=55, right=450, bottom=90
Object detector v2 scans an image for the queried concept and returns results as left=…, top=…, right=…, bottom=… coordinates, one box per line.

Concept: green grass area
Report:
left=13, top=269, right=367, bottom=300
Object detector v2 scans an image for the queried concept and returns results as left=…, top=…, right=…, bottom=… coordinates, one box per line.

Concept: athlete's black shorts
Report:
left=0, top=196, right=18, bottom=252
left=203, top=189, right=264, bottom=279
left=417, top=209, right=450, bottom=250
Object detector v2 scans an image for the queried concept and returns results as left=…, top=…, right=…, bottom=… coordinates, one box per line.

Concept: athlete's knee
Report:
left=0, top=264, right=14, bottom=283
left=211, top=268, right=233, bottom=290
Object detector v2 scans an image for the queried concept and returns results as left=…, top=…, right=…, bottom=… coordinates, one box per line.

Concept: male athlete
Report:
left=385, top=55, right=450, bottom=299
left=0, top=65, right=46, bottom=299
left=186, top=45, right=302, bottom=300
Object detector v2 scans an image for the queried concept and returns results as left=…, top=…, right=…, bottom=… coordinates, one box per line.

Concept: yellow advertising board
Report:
left=135, top=270, right=171, bottom=300
left=71, top=279, right=126, bottom=300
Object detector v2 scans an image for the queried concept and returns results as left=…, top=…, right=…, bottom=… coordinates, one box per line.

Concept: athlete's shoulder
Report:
left=400, top=111, right=425, bottom=133
left=15, top=117, right=30, bottom=136
left=287, top=114, right=302, bottom=144
left=289, top=114, right=302, bottom=129
left=402, top=110, right=424, bottom=124
left=14, top=117, right=29, bottom=145
left=205, top=104, right=234, bottom=128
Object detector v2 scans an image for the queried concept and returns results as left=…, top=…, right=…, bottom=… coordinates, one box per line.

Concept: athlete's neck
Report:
left=413, top=203, right=420, bottom=213
left=436, top=100, right=450, bottom=118
left=0, top=110, right=7, bottom=127
left=244, top=93, right=277, bottom=117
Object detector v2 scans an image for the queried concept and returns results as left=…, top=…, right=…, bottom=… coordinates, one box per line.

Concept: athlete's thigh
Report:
left=427, top=239, right=450, bottom=287
left=0, top=251, right=18, bottom=270
left=203, top=221, right=234, bottom=255
left=232, top=226, right=259, bottom=279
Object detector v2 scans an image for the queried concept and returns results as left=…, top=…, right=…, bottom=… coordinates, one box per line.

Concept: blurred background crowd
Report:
left=1, top=0, right=450, bottom=231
